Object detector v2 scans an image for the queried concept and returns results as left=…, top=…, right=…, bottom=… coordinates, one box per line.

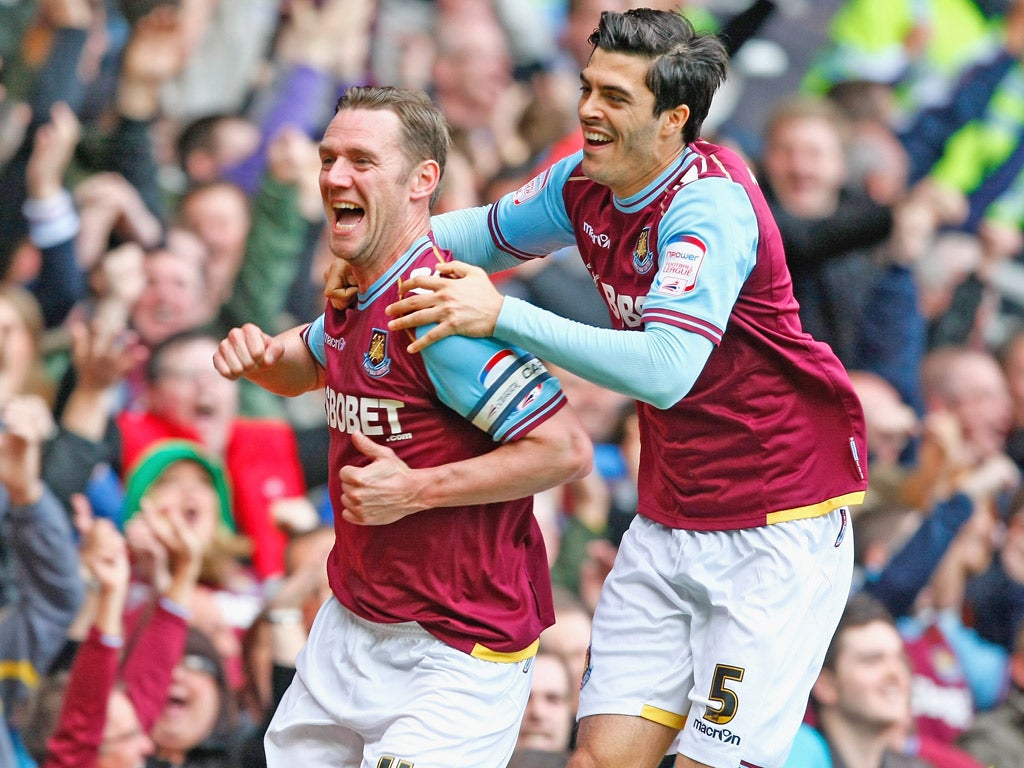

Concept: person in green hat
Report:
left=122, top=439, right=251, bottom=592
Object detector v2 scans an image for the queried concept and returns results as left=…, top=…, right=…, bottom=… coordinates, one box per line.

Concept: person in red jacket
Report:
left=117, top=328, right=312, bottom=579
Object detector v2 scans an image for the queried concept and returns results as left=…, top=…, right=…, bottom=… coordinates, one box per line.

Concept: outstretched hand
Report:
left=339, top=431, right=424, bottom=526
left=385, top=261, right=504, bottom=353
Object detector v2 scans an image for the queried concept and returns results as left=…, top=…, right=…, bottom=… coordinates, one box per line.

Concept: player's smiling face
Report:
left=318, top=108, right=423, bottom=287
left=578, top=48, right=687, bottom=198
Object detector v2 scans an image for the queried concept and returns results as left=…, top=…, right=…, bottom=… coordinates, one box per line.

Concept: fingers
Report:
left=214, top=324, right=280, bottom=379
left=70, top=493, right=95, bottom=539
left=349, top=430, right=393, bottom=460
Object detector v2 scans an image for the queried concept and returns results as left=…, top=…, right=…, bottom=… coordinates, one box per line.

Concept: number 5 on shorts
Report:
left=703, top=664, right=744, bottom=725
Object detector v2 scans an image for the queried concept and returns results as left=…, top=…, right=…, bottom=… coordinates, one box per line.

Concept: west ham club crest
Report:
left=363, top=328, right=392, bottom=377
left=632, top=226, right=655, bottom=274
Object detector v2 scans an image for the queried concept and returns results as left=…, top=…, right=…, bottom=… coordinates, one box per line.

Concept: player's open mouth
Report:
left=333, top=202, right=365, bottom=231
left=583, top=130, right=613, bottom=147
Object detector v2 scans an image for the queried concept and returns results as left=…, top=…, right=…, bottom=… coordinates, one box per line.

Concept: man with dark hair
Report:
left=378, top=9, right=868, bottom=768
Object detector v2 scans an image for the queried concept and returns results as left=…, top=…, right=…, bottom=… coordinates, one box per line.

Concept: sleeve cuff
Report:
left=22, top=189, right=79, bottom=249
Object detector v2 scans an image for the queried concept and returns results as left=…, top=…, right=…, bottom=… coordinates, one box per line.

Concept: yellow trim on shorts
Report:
left=765, top=491, right=864, bottom=525
left=470, top=637, right=540, bottom=663
left=0, top=660, right=39, bottom=688
left=640, top=704, right=687, bottom=730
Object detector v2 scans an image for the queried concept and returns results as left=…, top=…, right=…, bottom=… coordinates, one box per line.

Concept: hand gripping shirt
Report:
left=301, top=236, right=565, bottom=659
left=436, top=140, right=867, bottom=531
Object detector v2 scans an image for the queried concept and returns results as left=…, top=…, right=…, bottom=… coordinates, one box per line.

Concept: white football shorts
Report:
left=578, top=507, right=853, bottom=768
left=265, top=597, right=535, bottom=768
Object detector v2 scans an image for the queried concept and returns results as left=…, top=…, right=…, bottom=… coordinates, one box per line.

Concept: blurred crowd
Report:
left=5, top=0, right=1024, bottom=766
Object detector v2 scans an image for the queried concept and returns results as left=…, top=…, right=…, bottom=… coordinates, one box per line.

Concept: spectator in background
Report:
left=147, top=627, right=242, bottom=768
left=999, top=328, right=1024, bottom=472
left=116, top=329, right=311, bottom=579
left=116, top=437, right=262, bottom=699
left=785, top=592, right=931, bottom=768
left=517, top=648, right=576, bottom=757
left=760, top=94, right=891, bottom=369
left=957, top=618, right=1024, bottom=768
left=0, top=395, right=85, bottom=764
left=27, top=491, right=204, bottom=768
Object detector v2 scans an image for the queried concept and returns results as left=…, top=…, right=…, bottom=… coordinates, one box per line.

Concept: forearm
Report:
left=60, top=386, right=118, bottom=443
left=123, top=599, right=189, bottom=730
left=42, top=629, right=119, bottom=768
left=495, top=297, right=712, bottom=408
left=11, top=486, right=85, bottom=616
left=412, top=411, right=591, bottom=509
left=863, top=493, right=973, bottom=617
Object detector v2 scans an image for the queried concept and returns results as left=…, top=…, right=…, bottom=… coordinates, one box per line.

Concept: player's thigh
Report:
left=679, top=509, right=853, bottom=768
left=265, top=671, right=363, bottom=767
left=569, top=714, right=680, bottom=768
left=366, top=642, right=534, bottom=768
left=578, top=515, right=697, bottom=724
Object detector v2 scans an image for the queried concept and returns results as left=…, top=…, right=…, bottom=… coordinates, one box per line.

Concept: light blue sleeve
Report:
left=647, top=176, right=758, bottom=335
left=782, top=723, right=833, bottom=768
left=497, top=302, right=713, bottom=409
left=937, top=610, right=1009, bottom=710
left=431, top=154, right=579, bottom=273
left=302, top=314, right=327, bottom=367
left=419, top=325, right=565, bottom=442
left=493, top=176, right=758, bottom=409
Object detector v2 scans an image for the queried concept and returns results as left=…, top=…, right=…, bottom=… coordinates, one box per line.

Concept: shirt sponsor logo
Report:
left=324, top=386, right=404, bottom=437
left=363, top=328, right=392, bottom=378
left=582, top=221, right=611, bottom=248
left=512, top=169, right=549, bottom=205
left=324, top=333, right=346, bottom=351
left=632, top=226, right=655, bottom=274
left=653, top=235, right=705, bottom=295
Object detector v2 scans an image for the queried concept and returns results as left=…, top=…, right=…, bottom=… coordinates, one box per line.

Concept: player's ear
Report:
left=408, top=159, right=440, bottom=203
left=810, top=669, right=838, bottom=707
left=661, top=103, right=690, bottom=139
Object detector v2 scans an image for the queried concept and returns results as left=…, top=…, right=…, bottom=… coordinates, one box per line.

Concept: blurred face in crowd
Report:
left=1002, top=334, right=1024, bottom=428
left=517, top=652, right=575, bottom=753
left=0, top=291, right=39, bottom=400
left=848, top=371, right=918, bottom=466
left=148, top=336, right=238, bottom=455
left=814, top=620, right=912, bottom=730
left=151, top=653, right=223, bottom=761
left=146, top=460, right=222, bottom=547
left=945, top=353, right=1013, bottom=460
left=179, top=182, right=251, bottom=308
left=763, top=114, right=847, bottom=219
left=540, top=606, right=592, bottom=708
left=98, top=690, right=153, bottom=768
left=548, top=364, right=629, bottom=444
left=561, top=0, right=629, bottom=69
left=131, top=242, right=209, bottom=347
left=432, top=8, right=512, bottom=123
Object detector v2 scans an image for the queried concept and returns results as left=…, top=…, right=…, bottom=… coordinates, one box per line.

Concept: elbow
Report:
left=645, top=382, right=690, bottom=410
left=562, top=425, right=595, bottom=483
